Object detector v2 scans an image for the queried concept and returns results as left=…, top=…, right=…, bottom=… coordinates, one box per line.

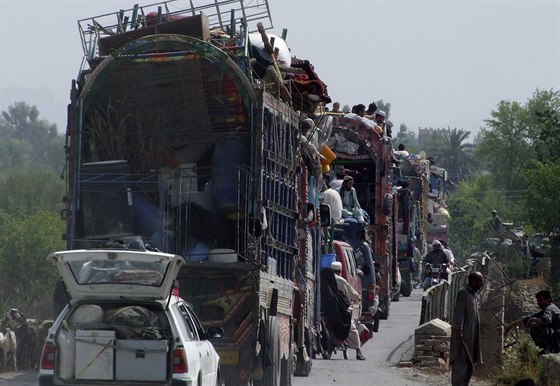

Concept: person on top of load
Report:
left=336, top=175, right=366, bottom=226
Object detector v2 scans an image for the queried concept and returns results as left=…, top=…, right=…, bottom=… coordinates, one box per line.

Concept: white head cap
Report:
left=331, top=261, right=342, bottom=271
left=302, top=118, right=315, bottom=131
left=431, top=240, right=442, bottom=248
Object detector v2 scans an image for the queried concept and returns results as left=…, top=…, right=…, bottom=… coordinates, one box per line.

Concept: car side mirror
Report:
left=205, top=327, right=224, bottom=340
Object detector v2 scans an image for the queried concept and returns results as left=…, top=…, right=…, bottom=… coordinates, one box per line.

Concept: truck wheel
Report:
left=400, top=271, right=413, bottom=297
left=294, top=327, right=312, bottom=376
left=254, top=316, right=281, bottom=386
left=378, top=295, right=391, bottom=320
left=280, top=343, right=293, bottom=386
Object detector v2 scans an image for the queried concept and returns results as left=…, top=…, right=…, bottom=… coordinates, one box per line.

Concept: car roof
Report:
left=48, top=249, right=184, bottom=301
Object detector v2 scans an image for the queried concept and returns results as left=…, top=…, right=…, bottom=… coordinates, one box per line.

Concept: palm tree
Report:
left=431, top=128, right=478, bottom=183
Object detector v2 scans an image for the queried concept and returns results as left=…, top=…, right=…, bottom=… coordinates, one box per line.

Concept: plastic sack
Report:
left=357, top=321, right=372, bottom=345
left=56, top=326, right=76, bottom=380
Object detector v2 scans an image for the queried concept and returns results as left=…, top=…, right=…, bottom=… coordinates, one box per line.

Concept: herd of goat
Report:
left=0, top=308, right=52, bottom=372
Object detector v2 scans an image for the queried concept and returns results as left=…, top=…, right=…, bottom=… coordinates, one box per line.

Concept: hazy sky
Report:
left=1, top=0, right=559, bottom=139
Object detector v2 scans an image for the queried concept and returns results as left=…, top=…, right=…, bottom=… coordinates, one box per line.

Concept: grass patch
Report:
left=492, top=329, right=541, bottom=385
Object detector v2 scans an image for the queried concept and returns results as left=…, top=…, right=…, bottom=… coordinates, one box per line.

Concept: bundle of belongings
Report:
left=248, top=32, right=331, bottom=113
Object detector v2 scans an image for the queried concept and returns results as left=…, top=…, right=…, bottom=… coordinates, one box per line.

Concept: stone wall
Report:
left=413, top=318, right=451, bottom=368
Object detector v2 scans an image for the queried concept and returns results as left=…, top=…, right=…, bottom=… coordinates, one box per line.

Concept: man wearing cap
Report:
left=422, top=240, right=451, bottom=281
left=331, top=261, right=366, bottom=360
left=372, top=110, right=387, bottom=135
left=336, top=175, right=366, bottom=225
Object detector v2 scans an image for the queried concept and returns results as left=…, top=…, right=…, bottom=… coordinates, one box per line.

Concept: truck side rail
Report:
left=78, top=0, right=273, bottom=59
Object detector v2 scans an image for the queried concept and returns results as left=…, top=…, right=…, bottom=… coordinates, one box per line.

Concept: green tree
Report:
left=525, top=161, right=560, bottom=232
left=393, top=123, right=419, bottom=152
left=0, top=210, right=65, bottom=317
left=0, top=101, right=64, bottom=172
left=429, top=128, right=477, bottom=183
left=524, top=160, right=560, bottom=296
left=476, top=100, right=535, bottom=192
left=0, top=168, right=65, bottom=216
left=526, top=89, right=560, bottom=163
left=375, top=100, right=391, bottom=118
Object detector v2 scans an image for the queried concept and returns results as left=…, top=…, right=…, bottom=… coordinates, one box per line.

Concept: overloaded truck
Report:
left=393, top=156, right=431, bottom=296
left=62, top=1, right=330, bottom=384
left=322, top=113, right=399, bottom=319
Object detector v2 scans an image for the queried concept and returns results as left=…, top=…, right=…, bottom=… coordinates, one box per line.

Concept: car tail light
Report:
left=173, top=348, right=188, bottom=373
left=40, top=342, right=56, bottom=370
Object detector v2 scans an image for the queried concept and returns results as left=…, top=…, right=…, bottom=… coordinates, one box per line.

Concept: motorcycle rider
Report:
left=422, top=240, right=451, bottom=283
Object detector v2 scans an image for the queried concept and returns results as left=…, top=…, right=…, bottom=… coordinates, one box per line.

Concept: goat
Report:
left=6, top=308, right=38, bottom=370
left=1, top=329, right=17, bottom=372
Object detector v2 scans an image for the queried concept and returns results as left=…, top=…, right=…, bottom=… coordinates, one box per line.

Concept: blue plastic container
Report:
left=320, top=253, right=337, bottom=269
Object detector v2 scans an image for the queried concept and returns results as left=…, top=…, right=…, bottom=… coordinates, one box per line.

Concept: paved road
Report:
left=293, top=288, right=452, bottom=386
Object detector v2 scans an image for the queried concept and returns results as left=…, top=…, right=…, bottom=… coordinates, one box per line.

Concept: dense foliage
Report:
left=0, top=101, right=65, bottom=319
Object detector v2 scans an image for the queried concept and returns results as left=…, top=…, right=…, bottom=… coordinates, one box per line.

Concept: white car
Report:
left=39, top=249, right=222, bottom=386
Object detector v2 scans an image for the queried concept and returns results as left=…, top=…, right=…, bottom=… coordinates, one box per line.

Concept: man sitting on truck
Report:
left=337, top=175, right=366, bottom=226
left=331, top=261, right=366, bottom=360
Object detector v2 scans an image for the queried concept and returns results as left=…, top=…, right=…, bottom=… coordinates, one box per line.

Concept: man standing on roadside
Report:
left=450, top=271, right=484, bottom=386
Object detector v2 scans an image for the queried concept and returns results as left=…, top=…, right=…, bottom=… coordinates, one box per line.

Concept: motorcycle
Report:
left=422, top=263, right=449, bottom=290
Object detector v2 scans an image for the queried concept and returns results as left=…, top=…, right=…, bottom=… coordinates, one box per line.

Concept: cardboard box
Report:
left=115, top=339, right=168, bottom=381
left=75, top=330, right=115, bottom=380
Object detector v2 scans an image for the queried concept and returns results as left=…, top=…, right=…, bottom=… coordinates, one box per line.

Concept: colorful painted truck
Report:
left=62, top=1, right=330, bottom=385
left=393, top=156, right=431, bottom=296
left=322, top=113, right=399, bottom=320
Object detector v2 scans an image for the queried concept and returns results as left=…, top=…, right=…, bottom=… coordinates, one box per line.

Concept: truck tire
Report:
left=294, top=327, right=312, bottom=376
left=400, top=270, right=413, bottom=297
left=379, top=296, right=390, bottom=320
left=254, top=316, right=281, bottom=386
left=280, top=342, right=293, bottom=386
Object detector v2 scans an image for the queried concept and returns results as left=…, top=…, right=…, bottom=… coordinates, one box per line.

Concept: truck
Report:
left=392, top=155, right=431, bottom=296
left=62, top=1, right=329, bottom=384
left=322, top=113, right=399, bottom=319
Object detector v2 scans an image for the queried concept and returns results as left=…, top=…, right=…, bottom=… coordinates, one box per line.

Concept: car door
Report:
left=186, top=305, right=218, bottom=385
left=178, top=302, right=215, bottom=385
left=343, top=248, right=362, bottom=318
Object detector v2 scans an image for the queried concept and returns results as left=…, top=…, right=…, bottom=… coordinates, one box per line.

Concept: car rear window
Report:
left=68, top=259, right=167, bottom=286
